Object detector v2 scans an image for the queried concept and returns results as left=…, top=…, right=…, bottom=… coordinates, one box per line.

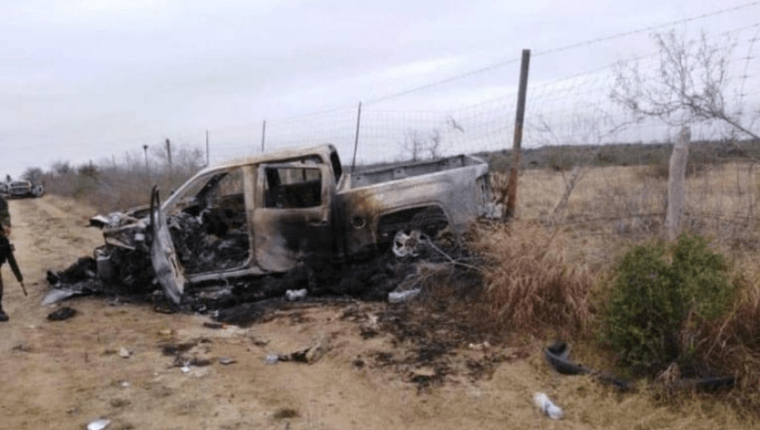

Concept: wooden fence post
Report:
left=505, top=49, right=531, bottom=220
left=666, top=127, right=690, bottom=241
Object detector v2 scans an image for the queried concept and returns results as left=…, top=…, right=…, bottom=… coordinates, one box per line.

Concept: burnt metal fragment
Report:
left=47, top=307, right=77, bottom=321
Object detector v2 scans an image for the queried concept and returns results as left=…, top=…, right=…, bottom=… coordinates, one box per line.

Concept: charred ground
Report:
left=45, top=230, right=507, bottom=390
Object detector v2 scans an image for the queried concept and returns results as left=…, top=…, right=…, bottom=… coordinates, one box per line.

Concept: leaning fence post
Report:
left=505, top=49, right=531, bottom=220
left=666, top=127, right=690, bottom=241
left=351, top=102, right=363, bottom=176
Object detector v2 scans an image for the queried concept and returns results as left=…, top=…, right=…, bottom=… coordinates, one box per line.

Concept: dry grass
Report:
left=682, top=265, right=760, bottom=412
left=498, top=162, right=760, bottom=245
left=469, top=221, right=595, bottom=338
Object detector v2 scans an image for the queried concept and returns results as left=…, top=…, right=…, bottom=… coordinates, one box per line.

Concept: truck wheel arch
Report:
left=376, top=205, right=450, bottom=245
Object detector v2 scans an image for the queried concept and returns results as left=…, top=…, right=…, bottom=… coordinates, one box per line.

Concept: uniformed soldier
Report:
left=0, top=194, right=10, bottom=321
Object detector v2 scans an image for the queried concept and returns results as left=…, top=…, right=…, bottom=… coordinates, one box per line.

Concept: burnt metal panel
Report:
left=149, top=188, right=186, bottom=304
left=253, top=164, right=335, bottom=272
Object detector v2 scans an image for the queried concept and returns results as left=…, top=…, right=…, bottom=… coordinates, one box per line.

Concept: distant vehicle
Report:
left=8, top=180, right=44, bottom=198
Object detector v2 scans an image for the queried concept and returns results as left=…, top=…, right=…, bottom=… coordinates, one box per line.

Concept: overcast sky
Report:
left=1, top=0, right=757, bottom=179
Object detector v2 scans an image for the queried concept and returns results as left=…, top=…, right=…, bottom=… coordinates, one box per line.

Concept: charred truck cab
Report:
left=94, top=144, right=492, bottom=304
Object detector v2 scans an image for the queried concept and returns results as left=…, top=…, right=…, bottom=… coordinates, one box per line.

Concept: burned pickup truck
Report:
left=91, top=144, right=493, bottom=305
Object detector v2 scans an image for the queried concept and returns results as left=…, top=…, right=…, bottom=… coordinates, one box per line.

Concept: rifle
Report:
left=0, top=233, right=27, bottom=296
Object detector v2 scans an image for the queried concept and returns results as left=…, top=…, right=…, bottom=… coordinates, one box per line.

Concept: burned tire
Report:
left=392, top=229, right=428, bottom=257
left=377, top=206, right=449, bottom=245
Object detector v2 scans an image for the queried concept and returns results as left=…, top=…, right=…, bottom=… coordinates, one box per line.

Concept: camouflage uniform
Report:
left=0, top=195, right=10, bottom=321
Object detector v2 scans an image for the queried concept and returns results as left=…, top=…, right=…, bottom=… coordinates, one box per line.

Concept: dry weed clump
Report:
left=684, top=270, right=760, bottom=411
left=470, top=221, right=594, bottom=337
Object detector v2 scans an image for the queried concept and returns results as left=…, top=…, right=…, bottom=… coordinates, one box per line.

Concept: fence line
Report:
left=73, top=6, right=760, bottom=237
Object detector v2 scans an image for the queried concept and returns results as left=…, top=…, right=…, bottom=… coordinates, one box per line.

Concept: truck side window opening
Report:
left=264, top=167, right=322, bottom=209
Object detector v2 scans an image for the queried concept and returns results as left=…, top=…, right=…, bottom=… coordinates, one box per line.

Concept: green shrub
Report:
left=603, top=233, right=734, bottom=375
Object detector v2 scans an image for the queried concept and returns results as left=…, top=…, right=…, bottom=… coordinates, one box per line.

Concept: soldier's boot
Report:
left=0, top=281, right=7, bottom=322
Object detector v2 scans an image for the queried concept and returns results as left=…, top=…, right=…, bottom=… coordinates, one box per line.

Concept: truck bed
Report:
left=342, top=155, right=484, bottom=190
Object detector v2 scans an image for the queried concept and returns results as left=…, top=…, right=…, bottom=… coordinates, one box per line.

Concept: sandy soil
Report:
left=0, top=195, right=754, bottom=430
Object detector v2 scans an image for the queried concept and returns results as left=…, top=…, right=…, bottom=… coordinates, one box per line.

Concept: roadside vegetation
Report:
left=478, top=159, right=760, bottom=417
left=22, top=143, right=205, bottom=214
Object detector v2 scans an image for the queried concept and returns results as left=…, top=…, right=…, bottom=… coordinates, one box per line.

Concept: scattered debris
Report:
left=388, top=288, right=421, bottom=303
left=281, top=335, right=330, bottom=364
left=219, top=357, right=236, bottom=365
left=11, top=342, right=30, bottom=352
left=273, top=408, right=299, bottom=419
left=409, top=366, right=448, bottom=391
left=655, top=362, right=737, bottom=394
left=109, top=398, right=130, bottom=408
left=468, top=341, right=491, bottom=351
left=119, top=347, right=132, bottom=359
left=250, top=336, right=269, bottom=347
left=352, top=356, right=365, bottom=369
left=693, top=376, right=737, bottom=392
left=41, top=288, right=79, bottom=306
left=86, top=418, right=111, bottom=430
left=544, top=341, right=635, bottom=391
left=189, top=356, right=212, bottom=367
left=285, top=289, right=307, bottom=301
left=544, top=341, right=590, bottom=375
left=359, top=313, right=381, bottom=339
left=161, top=342, right=197, bottom=356
left=47, top=306, right=77, bottom=321
left=202, top=321, right=224, bottom=329
left=533, top=392, right=563, bottom=420
left=264, top=335, right=331, bottom=365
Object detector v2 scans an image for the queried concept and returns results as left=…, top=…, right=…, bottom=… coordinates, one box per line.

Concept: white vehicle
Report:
left=9, top=180, right=44, bottom=198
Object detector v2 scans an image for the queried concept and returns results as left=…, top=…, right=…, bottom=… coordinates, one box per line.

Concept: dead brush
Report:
left=686, top=271, right=760, bottom=412
left=469, top=221, right=594, bottom=337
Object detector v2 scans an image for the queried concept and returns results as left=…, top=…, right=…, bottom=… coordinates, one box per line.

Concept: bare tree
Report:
left=50, top=161, right=72, bottom=176
left=402, top=120, right=461, bottom=162
left=402, top=128, right=446, bottom=161
left=22, top=167, right=44, bottom=184
left=612, top=30, right=759, bottom=142
left=402, top=129, right=424, bottom=162
left=428, top=129, right=442, bottom=160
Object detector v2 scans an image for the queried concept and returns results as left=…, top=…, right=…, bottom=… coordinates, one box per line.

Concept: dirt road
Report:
left=0, top=196, right=751, bottom=430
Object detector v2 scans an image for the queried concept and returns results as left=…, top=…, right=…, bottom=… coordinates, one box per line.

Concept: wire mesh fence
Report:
left=85, top=5, right=760, bottom=240
left=230, top=21, right=760, bottom=170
